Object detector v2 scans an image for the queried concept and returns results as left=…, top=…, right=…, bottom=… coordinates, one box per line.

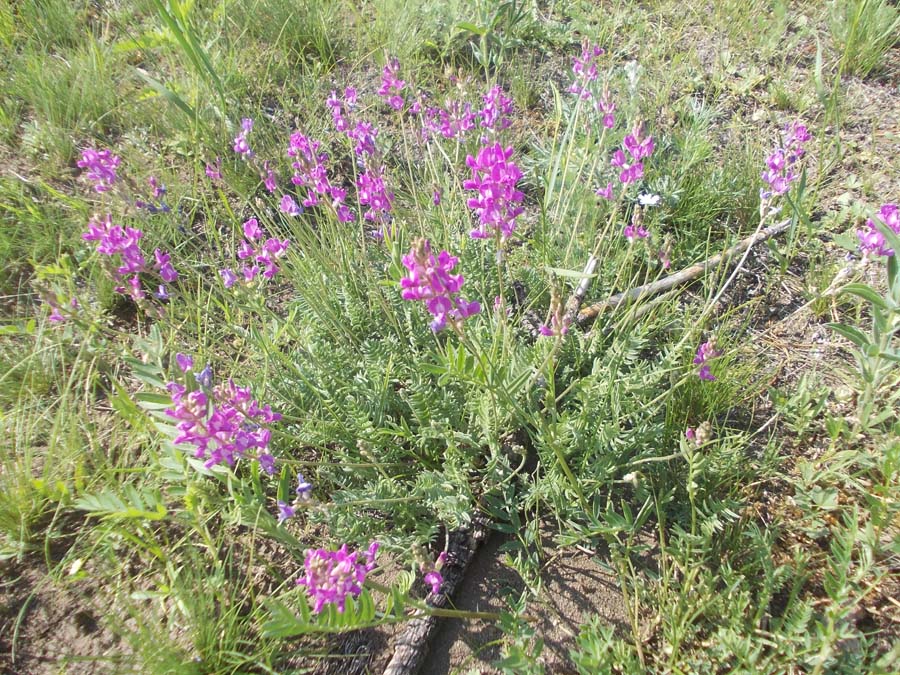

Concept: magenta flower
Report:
left=377, top=57, right=405, bottom=110
left=280, top=194, right=302, bottom=216
left=357, top=167, right=394, bottom=223
left=275, top=473, right=312, bottom=523
left=153, top=248, right=178, bottom=283
left=205, top=157, right=222, bottom=181
left=463, top=142, right=524, bottom=241
left=175, top=353, right=193, bottom=372
left=436, top=101, right=477, bottom=140
left=195, top=364, right=213, bottom=389
left=623, top=224, right=649, bottom=242
left=596, top=182, right=614, bottom=200
left=297, top=542, right=379, bottom=613
left=693, top=340, right=721, bottom=381
left=658, top=248, right=671, bottom=270
left=234, top=117, right=254, bottom=157
left=539, top=291, right=570, bottom=338
left=422, top=551, right=447, bottom=595
left=296, top=473, right=313, bottom=501
left=220, top=268, right=238, bottom=288
left=401, top=239, right=481, bottom=332
left=596, top=91, right=616, bottom=129
left=277, top=501, right=295, bottom=525
left=287, top=131, right=341, bottom=211
left=262, top=161, right=278, bottom=192
left=612, top=123, right=654, bottom=186
left=223, top=219, right=290, bottom=287
left=568, top=40, right=605, bottom=100
left=77, top=148, right=120, bottom=193
left=164, top=375, right=282, bottom=470
left=243, top=218, right=263, bottom=241
left=82, top=214, right=148, bottom=301
left=326, top=90, right=347, bottom=131
left=433, top=189, right=442, bottom=206
left=136, top=177, right=171, bottom=214
left=760, top=122, right=810, bottom=201
left=480, top=86, right=514, bottom=132
left=857, top=203, right=899, bottom=257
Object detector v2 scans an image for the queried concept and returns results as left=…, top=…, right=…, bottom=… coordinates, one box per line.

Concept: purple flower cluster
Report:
left=220, top=218, right=289, bottom=288
left=611, top=124, right=654, bottom=185
left=463, top=143, right=524, bottom=241
left=378, top=57, right=405, bottom=110
left=348, top=121, right=378, bottom=158
left=327, top=87, right=357, bottom=132
left=421, top=101, right=477, bottom=141
left=47, top=296, right=78, bottom=323
left=414, top=84, right=514, bottom=143
left=287, top=132, right=353, bottom=222
left=277, top=473, right=314, bottom=524
left=480, top=86, right=514, bottom=133
left=857, top=203, right=899, bottom=258
left=77, top=148, right=120, bottom=193
left=280, top=194, right=302, bottom=216
left=135, top=176, right=171, bottom=214
left=357, top=167, right=394, bottom=224
left=83, top=215, right=177, bottom=301
left=693, top=340, right=721, bottom=381
left=624, top=223, right=649, bottom=242
left=596, top=182, right=614, bottom=200
left=568, top=41, right=605, bottom=100
left=234, top=117, right=254, bottom=157
left=165, top=372, right=281, bottom=471
left=263, top=161, right=278, bottom=193
left=153, top=249, right=178, bottom=283
left=205, top=157, right=222, bottom=181
left=422, top=551, right=447, bottom=595
left=596, top=90, right=616, bottom=129
left=297, top=542, right=379, bottom=613
left=761, top=122, right=810, bottom=200
left=401, top=238, right=481, bottom=332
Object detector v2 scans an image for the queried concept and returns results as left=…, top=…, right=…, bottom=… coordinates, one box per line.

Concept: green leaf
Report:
left=826, top=323, right=869, bottom=349
left=840, top=283, right=889, bottom=310
left=134, top=67, right=197, bottom=120
left=545, top=266, right=598, bottom=279
left=74, top=487, right=167, bottom=521
left=888, top=255, right=899, bottom=302
left=135, top=391, right=174, bottom=410
left=457, top=21, right=487, bottom=36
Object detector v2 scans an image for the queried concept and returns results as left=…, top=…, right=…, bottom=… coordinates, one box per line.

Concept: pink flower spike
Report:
left=220, top=268, right=238, bottom=288
left=401, top=238, right=480, bottom=332
left=296, top=543, right=379, bottom=613
left=205, top=157, right=222, bottom=181
left=280, top=194, right=301, bottom=216
left=596, top=182, right=614, bottom=200
left=175, top=353, right=193, bottom=372
left=243, top=218, right=262, bottom=241
left=77, top=148, right=120, bottom=193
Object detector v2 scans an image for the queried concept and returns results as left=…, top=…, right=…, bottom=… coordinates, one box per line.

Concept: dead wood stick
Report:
left=577, top=218, right=791, bottom=324
left=382, top=515, right=491, bottom=675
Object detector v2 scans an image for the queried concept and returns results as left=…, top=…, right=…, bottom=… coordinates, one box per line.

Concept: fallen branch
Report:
left=577, top=218, right=791, bottom=324
left=382, top=515, right=491, bottom=675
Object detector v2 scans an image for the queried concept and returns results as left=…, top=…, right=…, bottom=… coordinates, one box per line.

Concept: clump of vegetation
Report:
left=1, top=1, right=897, bottom=673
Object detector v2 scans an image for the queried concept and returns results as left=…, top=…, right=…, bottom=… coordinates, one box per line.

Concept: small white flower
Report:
left=638, top=193, right=661, bottom=207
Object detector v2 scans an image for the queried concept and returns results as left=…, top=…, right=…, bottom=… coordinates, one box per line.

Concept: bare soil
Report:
left=0, top=564, right=123, bottom=675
